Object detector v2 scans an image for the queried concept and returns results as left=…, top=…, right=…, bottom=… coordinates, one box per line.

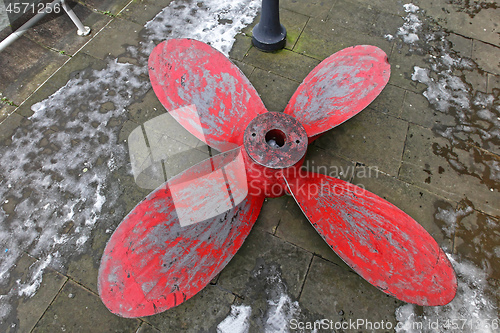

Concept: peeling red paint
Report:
left=98, top=39, right=457, bottom=318
left=285, top=45, right=391, bottom=139
left=148, top=38, right=267, bottom=152
left=98, top=149, right=265, bottom=318
left=284, top=172, right=457, bottom=306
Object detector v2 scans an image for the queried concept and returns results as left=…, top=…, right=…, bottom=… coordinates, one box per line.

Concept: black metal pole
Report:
left=252, top=0, right=286, bottom=52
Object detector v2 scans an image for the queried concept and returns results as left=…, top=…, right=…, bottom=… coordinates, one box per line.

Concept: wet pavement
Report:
left=0, top=0, right=499, bottom=332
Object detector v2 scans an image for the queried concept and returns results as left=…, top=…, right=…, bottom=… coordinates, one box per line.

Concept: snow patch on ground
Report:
left=145, top=0, right=260, bottom=56
left=0, top=0, right=259, bottom=323
left=217, top=304, right=252, bottom=333
left=265, top=293, right=301, bottom=332
left=434, top=204, right=474, bottom=238
left=397, top=4, right=422, bottom=43
left=263, top=272, right=301, bottom=332
left=217, top=262, right=302, bottom=333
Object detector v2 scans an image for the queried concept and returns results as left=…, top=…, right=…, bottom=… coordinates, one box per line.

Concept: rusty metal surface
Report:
left=99, top=39, right=457, bottom=318
left=243, top=112, right=308, bottom=169
left=149, top=38, right=267, bottom=152
left=98, top=148, right=264, bottom=318
left=284, top=172, right=457, bottom=306
left=284, top=45, right=390, bottom=138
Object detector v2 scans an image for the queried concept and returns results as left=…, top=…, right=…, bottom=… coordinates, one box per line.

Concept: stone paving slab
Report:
left=315, top=108, right=409, bottom=176
left=118, top=0, right=174, bottom=26
left=370, top=10, right=406, bottom=38
left=0, top=112, right=24, bottom=143
left=294, top=18, right=394, bottom=61
left=79, top=0, right=133, bottom=16
left=279, top=8, right=309, bottom=50
left=472, top=40, right=500, bottom=76
left=142, top=285, right=235, bottom=332
left=388, top=44, right=429, bottom=93
left=400, top=124, right=500, bottom=217
left=13, top=52, right=108, bottom=118
left=418, top=0, right=499, bottom=46
left=487, top=73, right=500, bottom=93
left=228, top=34, right=253, bottom=62
left=24, top=3, right=111, bottom=56
left=280, top=0, right=336, bottom=20
left=137, top=322, right=161, bottom=333
left=248, top=68, right=300, bottom=111
left=367, top=83, right=406, bottom=118
left=125, top=88, right=165, bottom=125
left=0, top=101, right=16, bottom=121
left=252, top=196, right=284, bottom=234
left=401, top=90, right=456, bottom=129
left=218, top=227, right=312, bottom=300
left=81, top=17, right=144, bottom=61
left=299, top=256, right=403, bottom=328
left=0, top=35, right=69, bottom=118
left=352, top=0, right=407, bottom=16
left=326, top=0, right=383, bottom=36
left=455, top=209, right=500, bottom=280
left=243, top=47, right=319, bottom=83
left=231, top=59, right=255, bottom=79
left=32, top=280, right=141, bottom=332
left=0, top=254, right=67, bottom=333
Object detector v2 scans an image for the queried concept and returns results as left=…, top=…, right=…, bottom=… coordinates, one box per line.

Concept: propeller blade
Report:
left=284, top=171, right=457, bottom=306
left=98, top=148, right=264, bottom=317
left=149, top=38, right=267, bottom=152
left=284, top=45, right=390, bottom=138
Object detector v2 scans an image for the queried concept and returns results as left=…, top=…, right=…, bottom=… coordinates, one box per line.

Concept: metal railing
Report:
left=0, top=0, right=90, bottom=53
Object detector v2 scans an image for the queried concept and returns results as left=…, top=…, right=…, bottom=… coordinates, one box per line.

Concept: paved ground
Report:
left=0, top=0, right=499, bottom=332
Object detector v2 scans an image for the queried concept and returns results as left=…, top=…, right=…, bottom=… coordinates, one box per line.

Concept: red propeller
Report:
left=98, top=38, right=457, bottom=318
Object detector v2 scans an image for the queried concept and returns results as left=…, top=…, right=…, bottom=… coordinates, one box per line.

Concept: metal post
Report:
left=61, top=0, right=90, bottom=36
left=252, top=0, right=286, bottom=52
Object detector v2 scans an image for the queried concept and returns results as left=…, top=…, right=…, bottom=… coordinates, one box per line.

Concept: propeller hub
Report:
left=243, top=112, right=308, bottom=169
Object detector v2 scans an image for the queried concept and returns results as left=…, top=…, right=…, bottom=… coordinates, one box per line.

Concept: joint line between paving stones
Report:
left=229, top=57, right=256, bottom=77
left=272, top=230, right=357, bottom=270
left=58, top=274, right=147, bottom=327
left=290, top=46, right=327, bottom=63
left=116, top=0, right=136, bottom=16
left=471, top=36, right=500, bottom=52
left=135, top=321, right=158, bottom=333
left=29, top=277, right=69, bottom=333
left=246, top=62, right=302, bottom=84
left=213, top=282, right=245, bottom=301
left=388, top=35, right=397, bottom=60
left=289, top=15, right=310, bottom=52
left=24, top=36, right=73, bottom=58
left=297, top=254, right=314, bottom=300
left=272, top=209, right=283, bottom=236
left=396, top=121, right=410, bottom=179
left=450, top=201, right=461, bottom=257
left=396, top=88, right=408, bottom=119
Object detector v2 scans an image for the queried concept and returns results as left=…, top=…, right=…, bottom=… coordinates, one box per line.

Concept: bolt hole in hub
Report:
left=265, top=129, right=286, bottom=148
left=244, top=112, right=308, bottom=169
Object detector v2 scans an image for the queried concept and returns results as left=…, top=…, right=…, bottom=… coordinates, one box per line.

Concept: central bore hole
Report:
left=265, top=129, right=286, bottom=148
